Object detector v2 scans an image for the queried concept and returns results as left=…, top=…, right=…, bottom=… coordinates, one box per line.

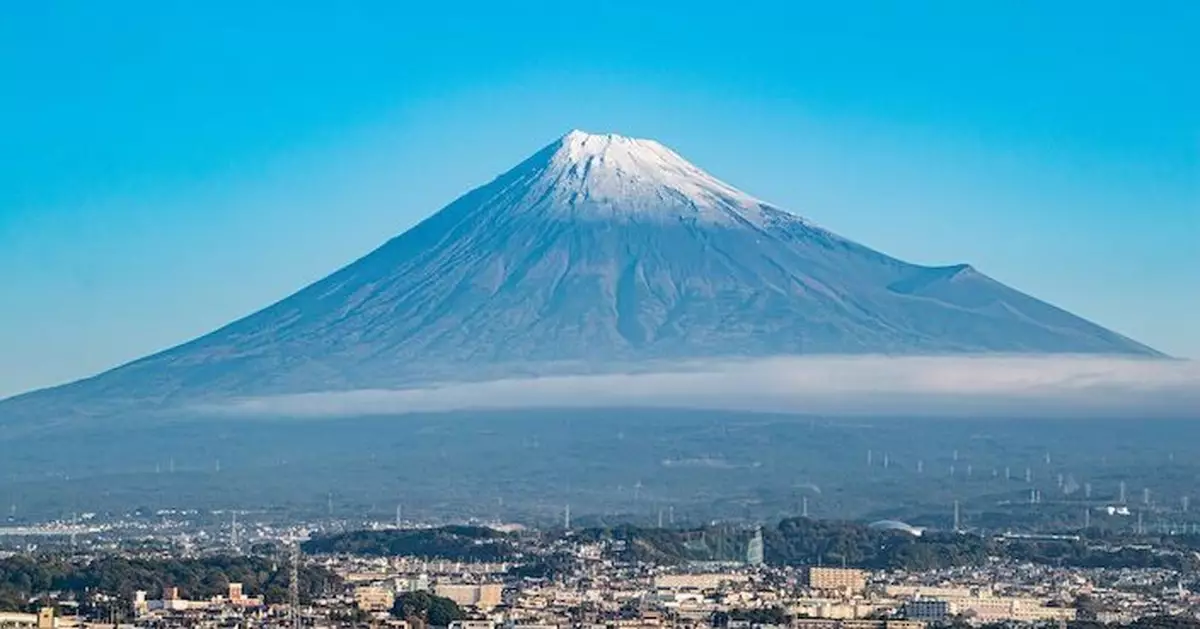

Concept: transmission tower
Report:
left=289, top=541, right=301, bottom=629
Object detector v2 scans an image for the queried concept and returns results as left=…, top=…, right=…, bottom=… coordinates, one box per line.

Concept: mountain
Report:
left=0, top=130, right=1160, bottom=421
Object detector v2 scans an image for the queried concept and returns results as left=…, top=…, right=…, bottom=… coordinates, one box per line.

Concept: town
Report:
left=2, top=512, right=1197, bottom=629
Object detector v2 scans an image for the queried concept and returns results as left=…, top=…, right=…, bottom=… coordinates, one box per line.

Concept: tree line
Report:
left=0, top=554, right=339, bottom=612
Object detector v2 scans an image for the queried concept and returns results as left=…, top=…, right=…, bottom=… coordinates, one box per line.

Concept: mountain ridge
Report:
left=0, top=130, right=1162, bottom=422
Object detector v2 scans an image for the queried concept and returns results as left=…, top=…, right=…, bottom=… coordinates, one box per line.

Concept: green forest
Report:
left=301, top=525, right=517, bottom=561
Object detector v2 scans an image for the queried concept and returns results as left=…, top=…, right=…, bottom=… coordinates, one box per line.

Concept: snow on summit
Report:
left=504, top=130, right=768, bottom=224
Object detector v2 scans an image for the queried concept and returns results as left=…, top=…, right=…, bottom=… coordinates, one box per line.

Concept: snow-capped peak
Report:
left=555, top=130, right=676, bottom=166
left=508, top=130, right=768, bottom=224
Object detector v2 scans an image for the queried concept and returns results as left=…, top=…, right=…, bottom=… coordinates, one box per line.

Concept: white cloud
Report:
left=202, top=355, right=1200, bottom=419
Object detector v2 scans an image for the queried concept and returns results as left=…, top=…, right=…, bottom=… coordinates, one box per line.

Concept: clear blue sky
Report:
left=1, top=1, right=1197, bottom=398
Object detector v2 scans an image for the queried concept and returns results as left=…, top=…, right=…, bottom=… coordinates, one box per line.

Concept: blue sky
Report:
left=1, top=1, right=1197, bottom=398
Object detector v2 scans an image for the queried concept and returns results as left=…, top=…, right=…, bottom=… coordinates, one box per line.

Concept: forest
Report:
left=300, top=525, right=518, bottom=561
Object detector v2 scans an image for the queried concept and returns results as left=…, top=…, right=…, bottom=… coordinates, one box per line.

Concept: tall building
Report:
left=807, top=567, right=868, bottom=595
left=746, top=527, right=765, bottom=566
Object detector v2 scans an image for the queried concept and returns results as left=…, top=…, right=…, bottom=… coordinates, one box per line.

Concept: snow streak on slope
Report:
left=0, top=130, right=1163, bottom=423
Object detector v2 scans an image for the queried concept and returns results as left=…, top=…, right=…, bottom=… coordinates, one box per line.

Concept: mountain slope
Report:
left=0, top=130, right=1160, bottom=420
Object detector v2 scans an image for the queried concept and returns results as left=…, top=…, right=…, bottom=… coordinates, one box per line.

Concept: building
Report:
left=793, top=620, right=924, bottom=629
left=884, top=586, right=975, bottom=600
left=435, top=584, right=503, bottom=611
left=867, top=521, right=923, bottom=537
left=133, top=583, right=263, bottom=615
left=902, top=600, right=949, bottom=622
left=395, top=575, right=431, bottom=593
left=789, top=600, right=883, bottom=620
left=0, top=608, right=54, bottom=629
left=223, top=582, right=264, bottom=608
left=950, top=597, right=1075, bottom=623
left=356, top=585, right=397, bottom=612
left=807, top=568, right=867, bottom=595
left=448, top=622, right=494, bottom=629
left=654, top=574, right=749, bottom=591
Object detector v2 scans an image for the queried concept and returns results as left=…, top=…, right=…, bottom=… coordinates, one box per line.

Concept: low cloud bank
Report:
left=206, top=355, right=1200, bottom=419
